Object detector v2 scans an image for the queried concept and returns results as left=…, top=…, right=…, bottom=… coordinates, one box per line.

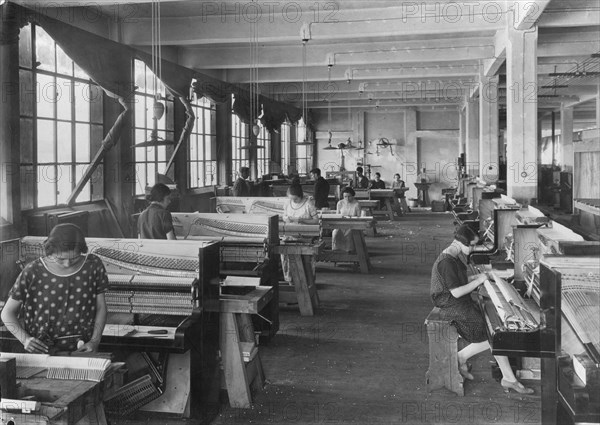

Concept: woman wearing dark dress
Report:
left=430, top=224, right=533, bottom=394
left=138, top=183, right=176, bottom=240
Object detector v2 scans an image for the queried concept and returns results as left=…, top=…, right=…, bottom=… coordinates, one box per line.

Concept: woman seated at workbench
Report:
left=430, top=224, right=533, bottom=394
left=391, top=173, right=410, bottom=213
left=332, top=187, right=361, bottom=252
left=1, top=224, right=108, bottom=355
left=138, top=183, right=176, bottom=240
left=280, top=184, right=319, bottom=282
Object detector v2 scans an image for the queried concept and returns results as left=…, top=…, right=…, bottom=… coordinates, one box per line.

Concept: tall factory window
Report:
left=19, top=24, right=104, bottom=209
left=231, top=106, right=249, bottom=181
left=281, top=122, right=291, bottom=175
left=256, top=125, right=271, bottom=177
left=189, top=96, right=217, bottom=188
left=296, top=118, right=311, bottom=175
left=133, top=59, right=175, bottom=195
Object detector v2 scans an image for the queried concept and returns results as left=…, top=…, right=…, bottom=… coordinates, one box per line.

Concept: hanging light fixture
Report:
left=241, top=2, right=264, bottom=150
left=135, top=0, right=174, bottom=148
left=250, top=0, right=261, bottom=137
left=323, top=62, right=337, bottom=150
left=296, top=23, right=313, bottom=147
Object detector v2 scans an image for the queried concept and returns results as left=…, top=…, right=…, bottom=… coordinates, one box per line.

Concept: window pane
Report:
left=56, top=164, right=72, bottom=205
left=19, top=24, right=32, bottom=68
left=157, top=162, right=167, bottom=176
left=75, top=123, right=90, bottom=162
left=190, top=136, right=198, bottom=162
left=57, top=121, right=72, bottom=163
left=20, top=117, right=34, bottom=163
left=73, top=62, right=88, bottom=79
left=157, top=146, right=166, bottom=162
left=37, top=165, right=56, bottom=207
left=56, top=44, right=73, bottom=76
left=135, top=147, right=146, bottom=164
left=134, top=60, right=146, bottom=93
left=36, top=74, right=56, bottom=118
left=56, top=77, right=72, bottom=121
left=75, top=83, right=91, bottom=122
left=37, top=119, right=55, bottom=163
left=75, top=164, right=91, bottom=203
left=190, top=162, right=198, bottom=188
left=90, top=85, right=103, bottom=123
left=134, top=129, right=146, bottom=150
left=135, top=163, right=147, bottom=195
left=147, top=162, right=156, bottom=186
left=35, top=27, right=55, bottom=72
left=135, top=95, right=146, bottom=128
left=197, top=162, right=205, bottom=187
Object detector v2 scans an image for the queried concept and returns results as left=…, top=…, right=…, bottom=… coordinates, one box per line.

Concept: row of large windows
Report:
left=18, top=24, right=307, bottom=210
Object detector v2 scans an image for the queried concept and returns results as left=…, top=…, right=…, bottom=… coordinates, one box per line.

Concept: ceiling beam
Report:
left=121, top=6, right=503, bottom=46
left=538, top=9, right=600, bottom=28
left=511, top=0, right=553, bottom=30
left=225, top=63, right=481, bottom=84
left=482, top=29, right=507, bottom=77
left=180, top=37, right=495, bottom=70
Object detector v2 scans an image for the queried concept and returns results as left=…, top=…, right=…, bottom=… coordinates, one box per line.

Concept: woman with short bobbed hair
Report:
left=1, top=224, right=108, bottom=354
left=332, top=187, right=361, bottom=252
left=138, top=183, right=176, bottom=240
left=430, top=224, right=533, bottom=394
left=280, top=184, right=319, bottom=282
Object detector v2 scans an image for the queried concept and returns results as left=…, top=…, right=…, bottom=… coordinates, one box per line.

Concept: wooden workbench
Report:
left=318, top=214, right=374, bottom=273
left=274, top=241, right=323, bottom=316
left=2, top=376, right=107, bottom=425
left=218, top=286, right=271, bottom=408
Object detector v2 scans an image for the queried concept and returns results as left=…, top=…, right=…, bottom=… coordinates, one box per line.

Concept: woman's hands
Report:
left=76, top=339, right=100, bottom=353
left=23, top=336, right=49, bottom=354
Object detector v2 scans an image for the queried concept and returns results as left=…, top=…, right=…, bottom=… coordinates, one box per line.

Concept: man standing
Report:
left=232, top=167, right=252, bottom=196
left=355, top=167, right=370, bottom=189
left=310, top=168, right=330, bottom=209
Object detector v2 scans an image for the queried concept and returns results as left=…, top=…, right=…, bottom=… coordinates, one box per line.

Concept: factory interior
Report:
left=0, top=1, right=599, bottom=424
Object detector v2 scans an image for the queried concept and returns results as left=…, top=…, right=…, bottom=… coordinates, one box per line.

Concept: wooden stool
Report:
left=424, top=308, right=464, bottom=396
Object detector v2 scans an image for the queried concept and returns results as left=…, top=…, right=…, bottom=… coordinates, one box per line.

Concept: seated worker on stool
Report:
left=430, top=224, right=533, bottom=394
left=1, top=224, right=108, bottom=354
left=391, top=173, right=410, bottom=213
left=332, top=187, right=361, bottom=252
left=138, top=183, right=176, bottom=240
left=310, top=168, right=330, bottom=210
left=280, top=184, right=319, bottom=282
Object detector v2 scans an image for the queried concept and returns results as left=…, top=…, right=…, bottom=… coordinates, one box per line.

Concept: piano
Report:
left=171, top=212, right=280, bottom=339
left=4, top=237, right=221, bottom=419
left=539, top=256, right=600, bottom=425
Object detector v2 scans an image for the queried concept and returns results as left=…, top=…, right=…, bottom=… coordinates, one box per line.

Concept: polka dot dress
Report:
left=8, top=253, right=108, bottom=351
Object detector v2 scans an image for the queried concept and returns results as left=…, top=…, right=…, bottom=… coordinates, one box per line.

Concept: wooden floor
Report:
left=117, top=211, right=542, bottom=425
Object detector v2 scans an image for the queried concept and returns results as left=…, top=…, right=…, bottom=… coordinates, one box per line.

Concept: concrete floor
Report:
left=113, top=211, right=542, bottom=425
left=212, top=211, right=542, bottom=425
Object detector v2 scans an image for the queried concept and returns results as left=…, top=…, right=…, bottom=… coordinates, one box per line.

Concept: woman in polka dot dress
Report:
left=1, top=224, right=108, bottom=354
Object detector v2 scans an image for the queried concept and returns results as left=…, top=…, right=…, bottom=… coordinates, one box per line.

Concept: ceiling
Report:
left=13, top=0, right=600, bottom=125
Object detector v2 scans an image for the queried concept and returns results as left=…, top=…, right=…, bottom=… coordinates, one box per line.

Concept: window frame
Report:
left=18, top=23, right=104, bottom=210
left=188, top=95, right=217, bottom=189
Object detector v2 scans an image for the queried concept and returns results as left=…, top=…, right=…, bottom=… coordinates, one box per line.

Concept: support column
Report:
left=459, top=106, right=466, bottom=157
left=479, top=76, right=499, bottom=184
left=404, top=108, right=418, bottom=200
left=466, top=97, right=480, bottom=177
left=506, top=17, right=538, bottom=203
left=560, top=105, right=574, bottom=172
left=0, top=3, right=23, bottom=239
left=597, top=84, right=600, bottom=128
